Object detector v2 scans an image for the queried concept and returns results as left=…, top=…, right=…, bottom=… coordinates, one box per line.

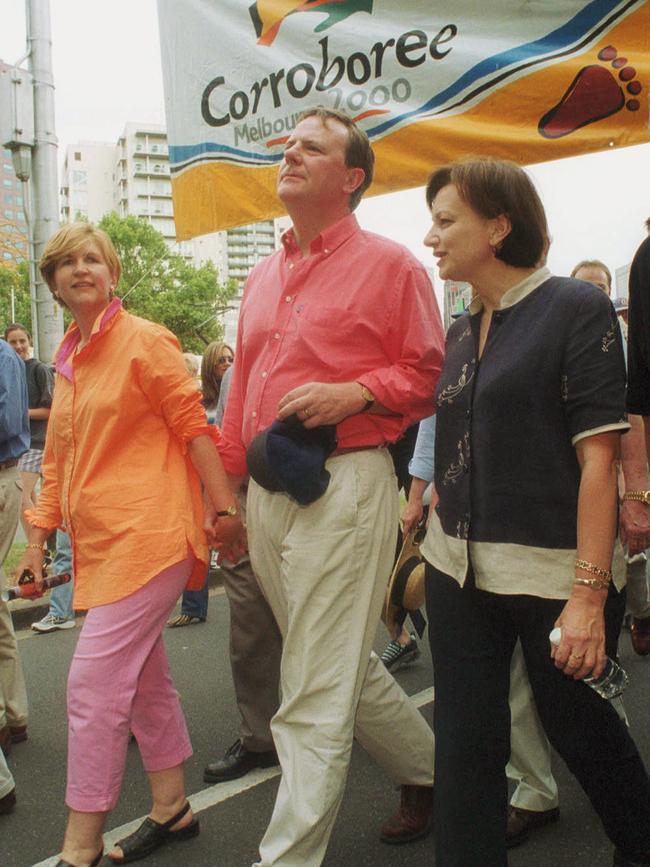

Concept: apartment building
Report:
left=0, top=146, right=28, bottom=267
left=60, top=143, right=115, bottom=224
left=61, top=124, right=282, bottom=291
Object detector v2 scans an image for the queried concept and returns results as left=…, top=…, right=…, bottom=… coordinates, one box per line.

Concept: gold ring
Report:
left=569, top=653, right=584, bottom=661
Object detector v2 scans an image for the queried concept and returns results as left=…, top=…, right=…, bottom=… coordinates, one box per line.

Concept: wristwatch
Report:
left=358, top=383, right=375, bottom=413
left=216, top=505, right=238, bottom=517
left=622, top=490, right=650, bottom=505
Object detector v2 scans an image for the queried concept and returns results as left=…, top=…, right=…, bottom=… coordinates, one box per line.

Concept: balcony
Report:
left=133, top=163, right=171, bottom=179
left=133, top=142, right=169, bottom=158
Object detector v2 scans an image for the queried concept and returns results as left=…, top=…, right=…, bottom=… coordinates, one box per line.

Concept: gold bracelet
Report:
left=574, top=558, right=613, bottom=582
left=574, top=576, right=610, bottom=592
left=25, top=543, right=47, bottom=552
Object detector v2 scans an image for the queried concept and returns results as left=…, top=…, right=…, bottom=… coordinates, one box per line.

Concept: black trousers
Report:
left=425, top=562, right=650, bottom=867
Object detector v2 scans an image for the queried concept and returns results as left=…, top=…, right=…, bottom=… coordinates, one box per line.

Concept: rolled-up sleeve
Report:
left=358, top=261, right=445, bottom=431
left=409, top=413, right=436, bottom=482
left=135, top=328, right=215, bottom=449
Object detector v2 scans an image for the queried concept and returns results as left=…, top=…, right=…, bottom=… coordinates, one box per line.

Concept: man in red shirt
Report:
left=219, top=108, right=444, bottom=866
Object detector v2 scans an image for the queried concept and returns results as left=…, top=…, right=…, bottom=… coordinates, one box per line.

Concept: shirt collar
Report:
left=467, top=266, right=551, bottom=314
left=281, top=212, right=360, bottom=260
left=55, top=297, right=123, bottom=381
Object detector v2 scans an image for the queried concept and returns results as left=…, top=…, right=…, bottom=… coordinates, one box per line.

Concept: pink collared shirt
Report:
left=219, top=213, right=445, bottom=477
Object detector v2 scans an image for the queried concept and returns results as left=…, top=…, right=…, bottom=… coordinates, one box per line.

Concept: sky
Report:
left=2, top=0, right=649, bottom=298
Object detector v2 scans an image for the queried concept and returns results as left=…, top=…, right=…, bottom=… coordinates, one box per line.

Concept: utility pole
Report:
left=26, top=0, right=62, bottom=361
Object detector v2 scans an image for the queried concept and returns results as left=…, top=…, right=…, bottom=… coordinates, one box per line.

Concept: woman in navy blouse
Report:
left=421, top=157, right=650, bottom=867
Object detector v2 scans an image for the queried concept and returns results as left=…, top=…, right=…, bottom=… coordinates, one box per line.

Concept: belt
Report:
left=330, top=444, right=386, bottom=457
left=0, top=459, right=19, bottom=471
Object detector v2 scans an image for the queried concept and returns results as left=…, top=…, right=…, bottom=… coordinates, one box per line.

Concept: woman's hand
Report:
left=401, top=498, right=423, bottom=537
left=401, top=477, right=432, bottom=536
left=13, top=546, right=47, bottom=594
left=550, top=588, right=607, bottom=680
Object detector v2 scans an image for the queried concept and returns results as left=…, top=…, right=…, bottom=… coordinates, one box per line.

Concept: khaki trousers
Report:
left=508, top=640, right=559, bottom=811
left=0, top=465, right=28, bottom=729
left=0, top=745, right=13, bottom=799
left=248, top=450, right=434, bottom=867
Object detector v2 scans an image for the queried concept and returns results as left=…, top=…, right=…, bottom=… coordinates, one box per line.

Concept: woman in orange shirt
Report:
left=16, top=223, right=246, bottom=867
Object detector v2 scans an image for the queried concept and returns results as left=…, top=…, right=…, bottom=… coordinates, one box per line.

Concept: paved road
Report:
left=2, top=587, right=649, bottom=867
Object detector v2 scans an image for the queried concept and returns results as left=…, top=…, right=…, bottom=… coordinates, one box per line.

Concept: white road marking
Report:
left=31, top=685, right=433, bottom=866
left=414, top=686, right=434, bottom=707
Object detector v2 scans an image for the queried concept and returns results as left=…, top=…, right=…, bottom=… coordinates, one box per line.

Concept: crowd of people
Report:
left=1, top=106, right=650, bottom=867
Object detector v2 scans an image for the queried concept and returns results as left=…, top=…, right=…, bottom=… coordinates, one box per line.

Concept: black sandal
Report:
left=56, top=850, right=103, bottom=867
left=108, top=800, right=199, bottom=864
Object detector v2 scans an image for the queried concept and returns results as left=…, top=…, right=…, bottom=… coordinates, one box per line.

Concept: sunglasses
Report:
left=218, top=356, right=234, bottom=364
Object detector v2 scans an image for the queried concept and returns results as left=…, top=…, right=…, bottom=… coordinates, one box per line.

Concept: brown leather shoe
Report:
left=0, top=787, right=16, bottom=815
left=631, top=617, right=650, bottom=656
left=380, top=785, right=433, bottom=844
left=0, top=726, right=11, bottom=758
left=9, top=725, right=27, bottom=744
left=506, top=805, right=559, bottom=848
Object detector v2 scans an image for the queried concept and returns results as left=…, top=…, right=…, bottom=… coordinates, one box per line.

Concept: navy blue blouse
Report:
left=422, top=271, right=629, bottom=598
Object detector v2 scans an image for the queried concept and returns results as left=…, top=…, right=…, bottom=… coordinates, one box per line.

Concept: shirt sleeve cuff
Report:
left=24, top=509, right=61, bottom=532
left=571, top=421, right=631, bottom=446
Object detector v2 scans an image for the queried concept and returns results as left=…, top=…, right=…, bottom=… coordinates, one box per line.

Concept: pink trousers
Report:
left=66, top=558, right=193, bottom=812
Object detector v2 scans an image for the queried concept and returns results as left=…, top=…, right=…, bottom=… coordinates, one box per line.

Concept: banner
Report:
left=157, top=0, right=650, bottom=238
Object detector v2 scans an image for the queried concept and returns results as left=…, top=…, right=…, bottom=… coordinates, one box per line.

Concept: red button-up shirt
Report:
left=219, top=214, right=445, bottom=477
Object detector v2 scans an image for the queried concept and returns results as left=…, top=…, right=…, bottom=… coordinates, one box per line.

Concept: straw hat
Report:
left=382, top=527, right=426, bottom=636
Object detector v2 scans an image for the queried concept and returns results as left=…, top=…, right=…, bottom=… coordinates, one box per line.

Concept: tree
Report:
left=99, top=213, right=238, bottom=353
left=0, top=262, right=32, bottom=337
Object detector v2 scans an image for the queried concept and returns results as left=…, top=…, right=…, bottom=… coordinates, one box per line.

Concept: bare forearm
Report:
left=621, top=414, right=649, bottom=491
left=25, top=525, right=51, bottom=547
left=28, top=407, right=51, bottom=420
left=188, top=435, right=238, bottom=512
left=643, top=416, right=650, bottom=469
left=408, top=477, right=429, bottom=505
left=576, top=456, right=618, bottom=573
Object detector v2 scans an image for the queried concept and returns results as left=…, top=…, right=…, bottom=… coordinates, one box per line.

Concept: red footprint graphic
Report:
left=539, top=46, right=642, bottom=139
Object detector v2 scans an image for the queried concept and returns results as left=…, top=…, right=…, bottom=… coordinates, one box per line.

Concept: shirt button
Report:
left=261, top=371, right=267, bottom=378
left=274, top=332, right=280, bottom=340
left=285, top=295, right=292, bottom=303
left=323, top=248, right=330, bottom=254
left=252, top=411, right=257, bottom=418
left=466, top=410, right=471, bottom=419
left=289, top=263, right=295, bottom=270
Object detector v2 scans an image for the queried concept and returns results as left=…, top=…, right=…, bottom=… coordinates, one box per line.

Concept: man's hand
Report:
left=212, top=516, right=248, bottom=564
left=277, top=382, right=367, bottom=428
left=620, top=500, right=650, bottom=555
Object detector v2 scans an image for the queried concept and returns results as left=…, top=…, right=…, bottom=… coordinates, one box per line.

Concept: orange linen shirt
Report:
left=219, top=214, right=445, bottom=477
left=28, top=301, right=212, bottom=609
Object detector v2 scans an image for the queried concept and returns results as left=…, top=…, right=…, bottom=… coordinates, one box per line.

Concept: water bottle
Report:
left=548, top=627, right=629, bottom=699
left=2, top=572, right=72, bottom=602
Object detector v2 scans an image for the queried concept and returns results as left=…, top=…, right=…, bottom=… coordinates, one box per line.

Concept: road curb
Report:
left=9, top=567, right=225, bottom=632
